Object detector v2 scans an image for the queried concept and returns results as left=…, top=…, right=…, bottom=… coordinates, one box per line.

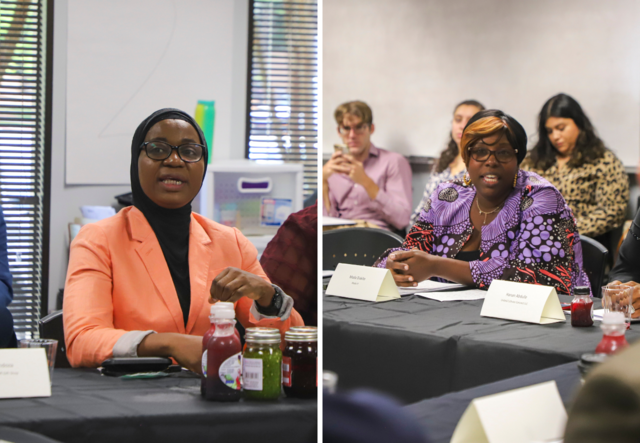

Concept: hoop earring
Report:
left=463, top=173, right=471, bottom=187
left=513, top=171, right=518, bottom=188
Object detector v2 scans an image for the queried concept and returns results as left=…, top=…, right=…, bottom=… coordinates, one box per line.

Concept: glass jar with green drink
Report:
left=242, top=328, right=282, bottom=400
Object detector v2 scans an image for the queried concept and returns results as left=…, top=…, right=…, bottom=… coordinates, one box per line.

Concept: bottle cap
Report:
left=209, top=302, right=235, bottom=319
left=602, top=311, right=626, bottom=325
left=289, top=326, right=318, bottom=333
left=285, top=330, right=317, bottom=342
left=574, top=286, right=590, bottom=296
left=245, top=327, right=280, bottom=344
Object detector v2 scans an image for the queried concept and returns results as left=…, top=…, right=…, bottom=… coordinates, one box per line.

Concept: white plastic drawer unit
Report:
left=194, top=160, right=304, bottom=236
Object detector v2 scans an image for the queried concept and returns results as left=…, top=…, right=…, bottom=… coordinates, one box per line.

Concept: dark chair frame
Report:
left=38, top=310, right=71, bottom=368
left=580, top=235, right=609, bottom=298
left=323, top=227, right=404, bottom=270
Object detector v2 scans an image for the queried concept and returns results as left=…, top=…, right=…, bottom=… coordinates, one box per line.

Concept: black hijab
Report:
left=130, top=108, right=208, bottom=327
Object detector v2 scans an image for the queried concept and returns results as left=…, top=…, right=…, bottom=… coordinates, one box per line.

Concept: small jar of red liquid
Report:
left=283, top=327, right=317, bottom=399
left=571, top=286, right=593, bottom=327
left=202, top=302, right=242, bottom=402
left=596, top=311, right=629, bottom=355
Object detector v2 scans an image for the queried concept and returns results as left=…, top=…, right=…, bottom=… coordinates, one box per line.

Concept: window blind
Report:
left=246, top=0, right=318, bottom=198
left=0, top=0, right=50, bottom=338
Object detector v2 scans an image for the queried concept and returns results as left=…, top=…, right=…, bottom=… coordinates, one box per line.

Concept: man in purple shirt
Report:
left=323, top=101, right=413, bottom=231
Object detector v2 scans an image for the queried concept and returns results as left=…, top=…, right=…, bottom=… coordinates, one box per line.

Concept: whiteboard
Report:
left=66, top=0, right=236, bottom=184
left=323, top=0, right=640, bottom=167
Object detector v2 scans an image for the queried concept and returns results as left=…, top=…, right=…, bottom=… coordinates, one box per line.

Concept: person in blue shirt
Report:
left=0, top=207, right=15, bottom=348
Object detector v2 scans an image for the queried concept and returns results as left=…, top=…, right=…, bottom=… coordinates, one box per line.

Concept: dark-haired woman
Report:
left=63, top=109, right=303, bottom=370
left=410, top=100, right=485, bottom=225
left=521, top=93, right=629, bottom=239
left=376, top=110, right=590, bottom=295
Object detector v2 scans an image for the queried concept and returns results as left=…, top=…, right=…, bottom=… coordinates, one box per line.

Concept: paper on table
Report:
left=323, top=270, right=335, bottom=278
left=417, top=289, right=486, bottom=302
left=398, top=280, right=466, bottom=295
left=323, top=216, right=357, bottom=226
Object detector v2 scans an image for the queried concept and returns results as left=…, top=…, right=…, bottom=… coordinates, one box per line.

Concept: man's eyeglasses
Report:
left=140, top=141, right=204, bottom=163
left=468, top=147, right=517, bottom=163
left=338, top=123, right=369, bottom=135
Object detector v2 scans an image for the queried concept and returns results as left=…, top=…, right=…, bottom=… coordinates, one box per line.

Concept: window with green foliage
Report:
left=246, top=0, right=318, bottom=198
left=0, top=0, right=50, bottom=338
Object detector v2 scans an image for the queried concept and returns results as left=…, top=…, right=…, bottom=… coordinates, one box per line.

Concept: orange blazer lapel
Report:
left=127, top=208, right=186, bottom=334
left=185, top=215, right=212, bottom=334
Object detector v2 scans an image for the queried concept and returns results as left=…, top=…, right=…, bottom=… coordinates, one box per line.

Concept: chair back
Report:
left=580, top=235, right=609, bottom=298
left=38, top=310, right=71, bottom=368
left=323, top=228, right=404, bottom=270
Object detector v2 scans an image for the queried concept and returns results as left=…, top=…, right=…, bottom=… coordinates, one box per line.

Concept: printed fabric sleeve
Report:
left=374, top=208, right=436, bottom=269
left=577, top=153, right=629, bottom=238
left=369, top=155, right=413, bottom=230
left=470, top=187, right=585, bottom=295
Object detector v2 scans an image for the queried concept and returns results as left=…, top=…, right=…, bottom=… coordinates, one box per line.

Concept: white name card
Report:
left=0, top=349, right=52, bottom=399
left=325, top=263, right=400, bottom=302
left=451, top=381, right=567, bottom=443
left=480, top=280, right=565, bottom=324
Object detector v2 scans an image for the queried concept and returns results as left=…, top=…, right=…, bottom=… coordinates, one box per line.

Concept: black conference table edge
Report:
left=0, top=368, right=317, bottom=443
left=405, top=361, right=581, bottom=443
left=324, top=291, right=640, bottom=404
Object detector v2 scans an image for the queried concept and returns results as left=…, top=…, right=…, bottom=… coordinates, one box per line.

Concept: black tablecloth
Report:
left=324, top=292, right=640, bottom=403
left=0, top=369, right=316, bottom=443
left=405, top=362, right=581, bottom=443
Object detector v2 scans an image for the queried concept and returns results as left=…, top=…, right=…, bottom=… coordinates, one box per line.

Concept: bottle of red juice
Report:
left=202, top=302, right=242, bottom=402
left=595, top=311, right=629, bottom=355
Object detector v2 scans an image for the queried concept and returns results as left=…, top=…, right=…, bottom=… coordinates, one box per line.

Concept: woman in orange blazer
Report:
left=63, top=109, right=303, bottom=371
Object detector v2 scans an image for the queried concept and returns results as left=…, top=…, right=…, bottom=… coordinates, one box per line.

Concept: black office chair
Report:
left=38, top=310, right=71, bottom=368
left=580, top=235, right=609, bottom=298
left=323, top=228, right=404, bottom=270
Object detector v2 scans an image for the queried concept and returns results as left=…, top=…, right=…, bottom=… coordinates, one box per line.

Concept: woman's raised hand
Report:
left=209, top=267, right=275, bottom=308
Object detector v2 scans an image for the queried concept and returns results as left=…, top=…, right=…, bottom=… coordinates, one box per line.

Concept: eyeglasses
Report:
left=468, top=147, right=517, bottom=163
left=140, top=141, right=204, bottom=163
left=338, top=123, right=369, bottom=135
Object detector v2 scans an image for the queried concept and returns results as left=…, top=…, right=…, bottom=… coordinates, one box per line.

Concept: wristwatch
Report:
left=255, top=284, right=284, bottom=317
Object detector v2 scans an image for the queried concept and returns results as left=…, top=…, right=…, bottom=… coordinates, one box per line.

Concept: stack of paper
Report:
left=417, top=289, right=487, bottom=302
left=398, top=280, right=466, bottom=296
left=323, top=216, right=356, bottom=226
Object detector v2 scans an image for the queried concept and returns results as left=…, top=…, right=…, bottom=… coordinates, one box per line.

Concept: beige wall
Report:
left=323, top=0, right=640, bottom=167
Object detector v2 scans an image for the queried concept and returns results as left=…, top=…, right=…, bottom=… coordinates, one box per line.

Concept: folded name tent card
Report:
left=451, top=381, right=567, bottom=443
left=0, top=348, right=51, bottom=399
left=326, top=263, right=400, bottom=302
left=480, top=280, right=565, bottom=324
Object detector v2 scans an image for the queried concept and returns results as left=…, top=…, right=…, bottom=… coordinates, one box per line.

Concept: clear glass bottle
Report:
left=203, top=302, right=242, bottom=402
left=595, top=311, right=629, bottom=354
left=571, top=286, right=593, bottom=327
left=242, top=328, right=282, bottom=400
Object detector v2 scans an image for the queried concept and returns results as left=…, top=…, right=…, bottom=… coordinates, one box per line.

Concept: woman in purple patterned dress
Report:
left=375, top=110, right=590, bottom=295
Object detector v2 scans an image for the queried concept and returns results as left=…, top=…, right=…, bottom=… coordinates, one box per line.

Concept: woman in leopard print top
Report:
left=521, top=93, right=629, bottom=238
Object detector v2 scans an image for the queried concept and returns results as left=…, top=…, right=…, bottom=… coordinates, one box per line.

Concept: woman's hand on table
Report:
left=209, top=267, right=275, bottom=308
left=608, top=280, right=640, bottom=319
left=386, top=249, right=434, bottom=287
left=138, top=333, right=203, bottom=374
